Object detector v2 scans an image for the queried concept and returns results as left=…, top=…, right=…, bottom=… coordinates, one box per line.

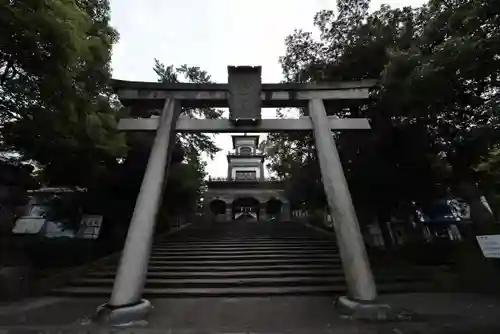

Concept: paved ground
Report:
left=1, top=293, right=500, bottom=333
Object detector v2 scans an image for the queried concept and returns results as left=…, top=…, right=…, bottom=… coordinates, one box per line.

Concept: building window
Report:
left=239, top=146, right=252, bottom=155
left=235, top=171, right=256, bottom=180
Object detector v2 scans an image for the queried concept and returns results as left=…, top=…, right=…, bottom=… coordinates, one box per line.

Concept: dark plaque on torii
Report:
left=228, top=66, right=261, bottom=125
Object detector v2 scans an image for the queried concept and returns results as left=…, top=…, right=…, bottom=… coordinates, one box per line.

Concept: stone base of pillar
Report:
left=94, top=299, right=151, bottom=326
left=335, top=296, right=394, bottom=320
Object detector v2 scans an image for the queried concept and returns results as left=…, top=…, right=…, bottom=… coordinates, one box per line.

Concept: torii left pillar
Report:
left=96, top=98, right=179, bottom=324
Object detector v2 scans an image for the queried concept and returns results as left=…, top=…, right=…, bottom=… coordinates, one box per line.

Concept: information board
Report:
left=476, top=235, right=500, bottom=258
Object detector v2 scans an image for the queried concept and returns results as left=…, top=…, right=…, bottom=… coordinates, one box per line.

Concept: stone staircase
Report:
left=52, top=221, right=432, bottom=297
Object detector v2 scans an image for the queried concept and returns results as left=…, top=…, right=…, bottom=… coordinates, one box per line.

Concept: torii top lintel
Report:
left=111, top=66, right=377, bottom=113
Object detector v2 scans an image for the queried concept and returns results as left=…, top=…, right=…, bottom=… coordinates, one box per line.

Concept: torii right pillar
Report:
left=309, top=99, right=391, bottom=318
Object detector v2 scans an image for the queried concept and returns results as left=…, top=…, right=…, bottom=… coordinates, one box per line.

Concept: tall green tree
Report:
left=151, top=61, right=222, bottom=215
left=116, top=61, right=223, bottom=221
left=81, top=61, right=222, bottom=236
left=272, top=0, right=500, bottom=242
left=0, top=0, right=126, bottom=188
left=153, top=60, right=222, bottom=159
left=382, top=0, right=500, bottom=229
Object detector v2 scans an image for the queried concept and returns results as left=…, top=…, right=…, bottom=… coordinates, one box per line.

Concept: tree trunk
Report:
left=456, top=180, right=496, bottom=236
left=449, top=181, right=500, bottom=295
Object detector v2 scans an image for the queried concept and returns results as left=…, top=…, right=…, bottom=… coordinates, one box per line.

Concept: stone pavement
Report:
left=1, top=293, right=500, bottom=333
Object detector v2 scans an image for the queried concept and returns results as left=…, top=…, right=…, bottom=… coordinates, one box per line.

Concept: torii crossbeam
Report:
left=97, top=66, right=389, bottom=324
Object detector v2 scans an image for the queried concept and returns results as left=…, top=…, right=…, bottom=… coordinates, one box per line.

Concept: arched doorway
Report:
left=232, top=197, right=260, bottom=221
left=210, top=200, right=226, bottom=215
left=210, top=200, right=227, bottom=222
left=266, top=198, right=282, bottom=221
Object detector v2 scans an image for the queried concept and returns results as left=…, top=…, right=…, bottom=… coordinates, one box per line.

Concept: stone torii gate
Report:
left=97, top=66, right=389, bottom=324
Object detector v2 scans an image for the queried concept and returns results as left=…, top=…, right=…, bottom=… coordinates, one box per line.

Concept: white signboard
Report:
left=476, top=235, right=500, bottom=258
left=12, top=217, right=46, bottom=234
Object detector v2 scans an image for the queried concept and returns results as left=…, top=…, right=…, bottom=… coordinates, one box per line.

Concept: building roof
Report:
left=231, top=135, right=260, bottom=149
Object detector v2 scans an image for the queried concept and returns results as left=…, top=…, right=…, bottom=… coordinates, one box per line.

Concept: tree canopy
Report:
left=0, top=1, right=220, bottom=236
left=265, top=0, right=500, bottom=236
left=151, top=60, right=223, bottom=217
left=0, top=0, right=126, bottom=188
left=3, top=0, right=499, bottom=241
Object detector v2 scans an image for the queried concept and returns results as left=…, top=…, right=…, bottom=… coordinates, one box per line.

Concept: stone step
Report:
left=151, top=246, right=338, bottom=253
left=151, top=247, right=337, bottom=254
left=146, top=258, right=342, bottom=266
left=76, top=274, right=422, bottom=286
left=161, top=232, right=329, bottom=236
left=151, top=245, right=335, bottom=251
left=52, top=282, right=432, bottom=298
left=85, top=269, right=346, bottom=278
left=152, top=240, right=335, bottom=247
left=149, top=251, right=338, bottom=258
left=152, top=243, right=338, bottom=251
left=129, top=264, right=344, bottom=272
left=70, top=276, right=348, bottom=288
left=52, top=285, right=346, bottom=297
left=148, top=253, right=339, bottom=261
left=163, top=237, right=327, bottom=241
left=83, top=270, right=426, bottom=286
left=152, top=246, right=338, bottom=254
left=51, top=220, right=437, bottom=299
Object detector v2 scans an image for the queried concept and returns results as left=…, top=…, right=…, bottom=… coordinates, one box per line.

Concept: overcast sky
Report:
left=110, top=0, right=427, bottom=177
